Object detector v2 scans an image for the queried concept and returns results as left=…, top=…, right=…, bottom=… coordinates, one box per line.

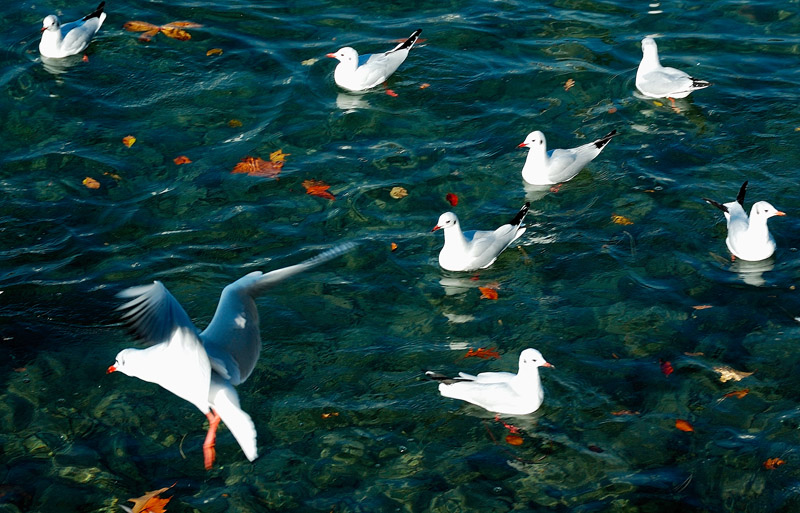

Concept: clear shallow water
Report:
left=2, top=0, right=800, bottom=511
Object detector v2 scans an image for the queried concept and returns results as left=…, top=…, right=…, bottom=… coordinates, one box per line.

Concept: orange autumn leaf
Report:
left=611, top=214, right=633, bottom=226
left=390, top=242, right=398, bottom=252
left=232, top=156, right=281, bottom=179
left=764, top=458, right=786, bottom=470
left=505, top=434, right=524, bottom=446
left=465, top=347, right=500, bottom=360
left=122, top=135, right=136, bottom=147
left=82, top=177, right=100, bottom=189
left=160, top=26, right=192, bottom=41
left=126, top=484, right=174, bottom=513
left=385, top=89, right=399, bottom=97
left=692, top=305, right=713, bottom=310
left=420, top=83, right=431, bottom=89
left=139, top=29, right=160, bottom=42
left=302, top=179, right=335, bottom=200
left=321, top=412, right=339, bottom=419
left=479, top=287, right=498, bottom=300
left=206, top=48, right=223, bottom=56
left=123, top=21, right=160, bottom=32
left=608, top=106, right=618, bottom=114
left=675, top=419, right=694, bottom=432
left=173, top=155, right=192, bottom=165
left=164, top=21, right=203, bottom=28
left=721, top=388, right=749, bottom=400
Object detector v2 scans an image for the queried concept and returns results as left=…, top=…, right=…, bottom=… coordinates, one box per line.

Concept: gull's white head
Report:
left=106, top=348, right=137, bottom=376
left=519, top=348, right=553, bottom=371
left=751, top=201, right=786, bottom=220
left=641, top=37, right=659, bottom=60
left=432, top=212, right=459, bottom=232
left=518, top=131, right=547, bottom=150
left=41, top=15, right=60, bottom=32
left=326, top=47, right=358, bottom=64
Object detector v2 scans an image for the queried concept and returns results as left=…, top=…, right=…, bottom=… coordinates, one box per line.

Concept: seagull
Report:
left=518, top=129, right=617, bottom=185
left=426, top=348, right=553, bottom=415
left=703, top=181, right=785, bottom=261
left=107, top=242, right=355, bottom=469
left=636, top=37, right=711, bottom=99
left=327, top=29, right=422, bottom=92
left=432, top=202, right=529, bottom=272
left=39, top=2, right=107, bottom=59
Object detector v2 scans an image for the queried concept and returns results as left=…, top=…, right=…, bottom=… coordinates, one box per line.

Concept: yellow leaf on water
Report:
left=269, top=149, right=290, bottom=164
left=206, top=48, right=223, bottom=56
left=301, top=58, right=319, bottom=66
left=82, top=177, right=100, bottom=189
left=122, top=135, right=136, bottom=148
left=653, top=101, right=664, bottom=107
left=389, top=186, right=408, bottom=199
left=611, top=214, right=633, bottom=226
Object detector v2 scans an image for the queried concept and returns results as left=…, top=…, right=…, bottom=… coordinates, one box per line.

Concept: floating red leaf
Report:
left=479, top=287, right=498, bottom=300
left=302, top=179, right=335, bottom=200
left=675, top=419, right=694, bottom=432
left=465, top=347, right=500, bottom=360
left=660, top=359, right=674, bottom=377
left=445, top=193, right=458, bottom=206
left=764, top=458, right=786, bottom=470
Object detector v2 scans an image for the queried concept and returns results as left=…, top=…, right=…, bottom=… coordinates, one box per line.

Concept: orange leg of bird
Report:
left=203, top=409, right=221, bottom=470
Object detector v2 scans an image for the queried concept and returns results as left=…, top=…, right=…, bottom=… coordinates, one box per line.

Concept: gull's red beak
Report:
left=542, top=362, right=554, bottom=368
left=106, top=365, right=116, bottom=374
left=517, top=142, right=527, bottom=148
left=40, top=27, right=47, bottom=33
left=325, top=53, right=337, bottom=59
left=431, top=225, right=441, bottom=232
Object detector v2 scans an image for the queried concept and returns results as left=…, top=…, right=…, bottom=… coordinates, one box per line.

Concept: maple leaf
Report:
left=611, top=214, right=633, bottom=226
left=269, top=149, right=290, bottom=165
left=122, top=135, right=136, bottom=148
left=125, top=484, right=174, bottom=513
left=479, top=287, right=499, bottom=300
left=82, top=177, right=100, bottom=189
left=465, top=347, right=500, bottom=360
left=675, top=419, right=694, bottom=432
left=302, top=179, right=335, bottom=200
left=714, top=366, right=754, bottom=383
left=173, top=156, right=191, bottom=165
left=445, top=193, right=458, bottom=206
left=764, top=458, right=786, bottom=470
left=231, top=156, right=281, bottom=179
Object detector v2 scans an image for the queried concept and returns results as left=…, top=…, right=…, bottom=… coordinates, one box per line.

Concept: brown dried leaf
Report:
left=139, top=29, right=161, bottom=42
left=160, top=26, right=191, bottom=41
left=389, top=186, right=408, bottom=199
left=164, top=21, right=204, bottom=28
left=564, top=78, right=575, bottom=91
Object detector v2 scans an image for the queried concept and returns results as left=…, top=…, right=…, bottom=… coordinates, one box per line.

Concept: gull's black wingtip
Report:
left=84, top=1, right=105, bottom=21
left=508, top=202, right=530, bottom=227
left=736, top=181, right=748, bottom=207
left=594, top=129, right=618, bottom=149
left=703, top=197, right=728, bottom=214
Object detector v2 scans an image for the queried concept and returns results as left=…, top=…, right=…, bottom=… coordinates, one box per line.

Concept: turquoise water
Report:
left=2, top=0, right=800, bottom=511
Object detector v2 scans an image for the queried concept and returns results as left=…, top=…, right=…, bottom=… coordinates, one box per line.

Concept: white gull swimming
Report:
left=518, top=129, right=617, bottom=185
left=107, top=242, right=355, bottom=469
left=39, top=1, right=106, bottom=58
left=636, top=37, right=711, bottom=99
left=327, top=29, right=422, bottom=92
left=426, top=348, right=553, bottom=415
left=432, top=202, right=529, bottom=272
left=703, top=181, right=785, bottom=261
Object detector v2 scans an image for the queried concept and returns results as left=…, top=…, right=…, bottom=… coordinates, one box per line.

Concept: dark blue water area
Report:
left=2, top=0, right=800, bottom=511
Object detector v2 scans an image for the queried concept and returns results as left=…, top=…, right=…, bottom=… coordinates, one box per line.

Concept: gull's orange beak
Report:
left=542, top=362, right=554, bottom=368
left=325, top=53, right=337, bottom=59
left=106, top=365, right=116, bottom=374
left=431, top=225, right=441, bottom=232
left=776, top=211, right=787, bottom=216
